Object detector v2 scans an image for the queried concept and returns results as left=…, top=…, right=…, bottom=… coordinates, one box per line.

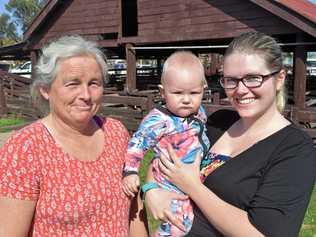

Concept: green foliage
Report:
left=5, top=0, right=47, bottom=32
left=0, top=0, right=47, bottom=45
left=0, top=13, right=19, bottom=45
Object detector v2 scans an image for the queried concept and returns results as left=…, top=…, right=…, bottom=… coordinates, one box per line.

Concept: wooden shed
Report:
left=1, top=0, right=316, bottom=135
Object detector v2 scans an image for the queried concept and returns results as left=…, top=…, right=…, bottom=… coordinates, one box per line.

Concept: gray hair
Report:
left=161, top=51, right=207, bottom=86
left=30, top=35, right=107, bottom=115
left=224, top=32, right=286, bottom=112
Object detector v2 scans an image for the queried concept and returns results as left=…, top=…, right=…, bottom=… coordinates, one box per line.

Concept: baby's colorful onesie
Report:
left=124, top=106, right=210, bottom=236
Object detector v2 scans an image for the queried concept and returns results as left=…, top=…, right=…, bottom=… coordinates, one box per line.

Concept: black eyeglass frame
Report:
left=219, top=70, right=280, bottom=89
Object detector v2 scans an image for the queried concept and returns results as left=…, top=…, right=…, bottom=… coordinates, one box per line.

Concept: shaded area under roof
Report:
left=0, top=42, right=30, bottom=60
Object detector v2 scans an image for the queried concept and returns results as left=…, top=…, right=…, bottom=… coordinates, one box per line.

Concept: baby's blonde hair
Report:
left=161, top=51, right=207, bottom=86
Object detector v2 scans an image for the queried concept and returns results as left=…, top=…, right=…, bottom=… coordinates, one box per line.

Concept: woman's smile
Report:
left=236, top=97, right=256, bottom=105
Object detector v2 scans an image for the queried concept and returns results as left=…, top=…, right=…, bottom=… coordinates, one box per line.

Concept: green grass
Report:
left=139, top=152, right=316, bottom=236
left=139, top=151, right=160, bottom=233
left=0, top=117, right=26, bottom=132
left=0, top=117, right=25, bottom=127
left=300, top=185, right=316, bottom=237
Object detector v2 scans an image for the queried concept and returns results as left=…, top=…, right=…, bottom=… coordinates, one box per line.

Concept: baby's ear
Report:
left=158, top=84, right=165, bottom=98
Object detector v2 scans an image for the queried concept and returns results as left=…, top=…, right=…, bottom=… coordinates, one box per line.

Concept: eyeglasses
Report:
left=219, top=71, right=280, bottom=89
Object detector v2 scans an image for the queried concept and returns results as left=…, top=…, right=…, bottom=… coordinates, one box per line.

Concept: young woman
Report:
left=143, top=32, right=316, bottom=237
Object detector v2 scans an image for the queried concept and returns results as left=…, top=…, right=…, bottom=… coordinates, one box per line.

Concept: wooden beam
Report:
left=24, top=0, right=59, bottom=40
left=293, top=34, right=307, bottom=110
left=30, top=50, right=38, bottom=80
left=249, top=0, right=316, bottom=37
left=0, top=78, right=7, bottom=116
left=118, top=0, right=123, bottom=39
left=125, top=43, right=137, bottom=93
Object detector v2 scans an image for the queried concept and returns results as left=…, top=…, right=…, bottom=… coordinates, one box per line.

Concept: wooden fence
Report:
left=0, top=69, right=37, bottom=120
left=0, top=69, right=315, bottom=139
left=99, top=93, right=155, bottom=131
left=0, top=69, right=157, bottom=132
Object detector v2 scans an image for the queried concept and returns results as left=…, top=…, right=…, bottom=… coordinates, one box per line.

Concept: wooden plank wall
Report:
left=137, top=0, right=299, bottom=43
left=35, top=0, right=119, bottom=48
left=0, top=70, right=38, bottom=119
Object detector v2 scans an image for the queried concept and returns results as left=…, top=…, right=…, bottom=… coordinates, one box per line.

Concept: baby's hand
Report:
left=122, top=174, right=140, bottom=197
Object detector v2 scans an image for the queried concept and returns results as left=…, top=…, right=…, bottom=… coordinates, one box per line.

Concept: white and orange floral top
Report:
left=0, top=117, right=130, bottom=237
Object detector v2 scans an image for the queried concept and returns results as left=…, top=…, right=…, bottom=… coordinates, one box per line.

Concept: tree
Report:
left=0, top=0, right=47, bottom=46
left=5, top=0, right=47, bottom=33
left=0, top=13, right=19, bottom=46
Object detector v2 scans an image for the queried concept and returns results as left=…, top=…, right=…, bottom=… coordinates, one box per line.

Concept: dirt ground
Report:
left=0, top=132, right=12, bottom=147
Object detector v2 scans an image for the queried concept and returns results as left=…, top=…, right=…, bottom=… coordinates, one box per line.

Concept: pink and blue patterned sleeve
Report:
left=123, top=109, right=167, bottom=175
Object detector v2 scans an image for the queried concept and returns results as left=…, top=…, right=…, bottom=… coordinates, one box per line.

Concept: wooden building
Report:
left=0, top=0, right=316, bottom=135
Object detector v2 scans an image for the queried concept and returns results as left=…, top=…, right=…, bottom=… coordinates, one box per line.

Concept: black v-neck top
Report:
left=187, top=110, right=316, bottom=237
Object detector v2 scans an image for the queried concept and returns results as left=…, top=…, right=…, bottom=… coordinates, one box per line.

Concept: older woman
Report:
left=143, top=32, right=316, bottom=237
left=0, top=35, right=133, bottom=236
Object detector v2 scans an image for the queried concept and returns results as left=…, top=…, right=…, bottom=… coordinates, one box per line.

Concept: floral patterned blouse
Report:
left=0, top=117, right=130, bottom=237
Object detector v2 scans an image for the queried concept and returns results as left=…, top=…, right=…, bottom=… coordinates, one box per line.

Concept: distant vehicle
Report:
left=9, top=61, right=32, bottom=78
left=108, top=60, right=126, bottom=76
left=307, top=60, right=316, bottom=76
left=137, top=62, right=154, bottom=74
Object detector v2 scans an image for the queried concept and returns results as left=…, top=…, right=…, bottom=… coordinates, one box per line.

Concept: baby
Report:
left=123, top=51, right=211, bottom=236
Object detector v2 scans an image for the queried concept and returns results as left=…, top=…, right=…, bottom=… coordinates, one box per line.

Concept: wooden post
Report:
left=30, top=50, right=38, bottom=80
left=210, top=54, right=217, bottom=76
left=293, top=36, right=307, bottom=112
left=125, top=43, right=137, bottom=93
left=146, top=94, right=154, bottom=112
left=293, top=46, right=307, bottom=109
left=9, top=80, right=13, bottom=98
left=0, top=79, right=7, bottom=116
left=156, top=58, right=162, bottom=79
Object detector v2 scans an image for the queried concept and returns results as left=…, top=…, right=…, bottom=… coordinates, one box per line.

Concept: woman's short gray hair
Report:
left=30, top=35, right=107, bottom=115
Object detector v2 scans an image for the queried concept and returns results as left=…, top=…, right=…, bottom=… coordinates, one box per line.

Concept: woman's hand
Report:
left=159, top=144, right=202, bottom=195
left=144, top=187, right=188, bottom=231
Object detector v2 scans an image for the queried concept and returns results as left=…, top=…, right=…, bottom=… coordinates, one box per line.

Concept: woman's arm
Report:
left=158, top=144, right=264, bottom=237
left=0, top=197, right=36, bottom=236
left=144, top=164, right=189, bottom=231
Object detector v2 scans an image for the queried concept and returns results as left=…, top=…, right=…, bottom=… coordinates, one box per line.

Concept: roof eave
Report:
left=23, top=0, right=60, bottom=41
left=250, top=0, right=316, bottom=38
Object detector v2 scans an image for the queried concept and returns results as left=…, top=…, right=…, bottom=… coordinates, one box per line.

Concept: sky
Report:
left=0, top=0, right=8, bottom=15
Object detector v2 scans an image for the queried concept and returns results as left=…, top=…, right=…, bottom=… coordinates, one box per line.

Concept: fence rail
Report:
left=0, top=69, right=37, bottom=120
left=0, top=69, right=316, bottom=139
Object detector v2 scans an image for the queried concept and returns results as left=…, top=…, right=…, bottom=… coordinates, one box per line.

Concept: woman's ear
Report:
left=39, top=87, right=50, bottom=100
left=276, top=69, right=286, bottom=91
left=158, top=84, right=165, bottom=99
